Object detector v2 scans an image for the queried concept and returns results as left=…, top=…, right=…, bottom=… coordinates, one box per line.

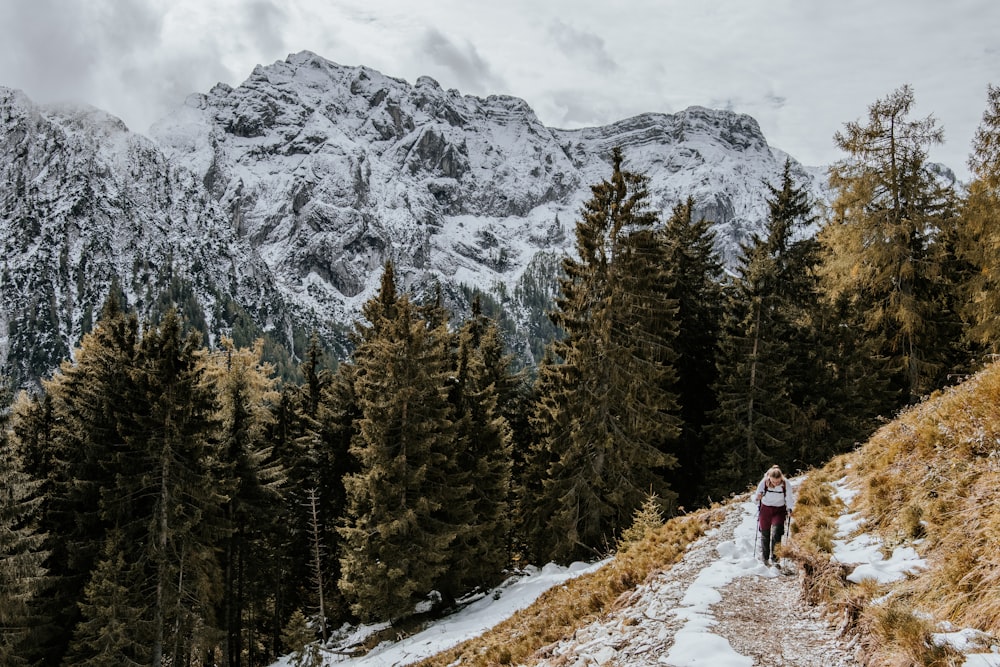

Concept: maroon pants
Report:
left=758, top=504, right=787, bottom=562
left=758, top=503, right=787, bottom=531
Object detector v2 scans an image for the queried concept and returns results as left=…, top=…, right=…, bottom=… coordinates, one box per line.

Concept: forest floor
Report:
left=524, top=491, right=861, bottom=667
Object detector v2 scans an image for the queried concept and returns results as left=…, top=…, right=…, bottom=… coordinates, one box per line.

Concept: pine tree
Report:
left=523, top=148, right=680, bottom=563
left=818, top=85, right=957, bottom=405
left=759, top=161, right=832, bottom=466
left=312, top=355, right=358, bottom=624
left=704, top=161, right=822, bottom=497
left=617, top=493, right=664, bottom=552
left=0, top=384, right=48, bottom=666
left=660, top=197, right=724, bottom=507
left=271, top=333, right=352, bottom=640
left=62, top=532, right=149, bottom=667
left=204, top=338, right=283, bottom=667
left=114, top=309, right=225, bottom=667
left=10, top=300, right=241, bottom=666
left=281, top=609, right=323, bottom=667
left=706, top=266, right=794, bottom=495
left=338, top=262, right=458, bottom=622
left=266, top=388, right=304, bottom=651
left=445, top=299, right=514, bottom=595
left=516, top=349, right=576, bottom=563
left=13, top=294, right=140, bottom=666
left=958, top=84, right=1000, bottom=352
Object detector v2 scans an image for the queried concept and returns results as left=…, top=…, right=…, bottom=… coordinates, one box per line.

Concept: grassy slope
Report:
left=413, top=506, right=726, bottom=666
left=789, top=361, right=1000, bottom=665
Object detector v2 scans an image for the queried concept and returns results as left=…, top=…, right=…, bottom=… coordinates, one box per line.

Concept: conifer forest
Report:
left=3, top=84, right=1000, bottom=666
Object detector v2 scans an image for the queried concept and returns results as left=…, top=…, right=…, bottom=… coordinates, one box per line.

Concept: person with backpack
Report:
left=755, top=465, right=795, bottom=566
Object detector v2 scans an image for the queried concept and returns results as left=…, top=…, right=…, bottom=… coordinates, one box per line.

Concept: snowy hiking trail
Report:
left=528, top=493, right=860, bottom=667
left=275, top=484, right=865, bottom=667
left=279, top=478, right=1000, bottom=666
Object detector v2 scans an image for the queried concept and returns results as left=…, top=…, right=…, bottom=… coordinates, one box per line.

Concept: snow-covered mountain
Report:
left=1, top=50, right=829, bottom=386
left=0, top=87, right=304, bottom=385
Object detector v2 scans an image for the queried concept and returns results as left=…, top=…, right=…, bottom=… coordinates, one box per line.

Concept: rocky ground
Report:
left=524, top=499, right=860, bottom=666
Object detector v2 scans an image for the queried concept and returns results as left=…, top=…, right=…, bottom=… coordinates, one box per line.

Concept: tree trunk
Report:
left=152, top=452, right=170, bottom=667
left=308, top=489, right=327, bottom=643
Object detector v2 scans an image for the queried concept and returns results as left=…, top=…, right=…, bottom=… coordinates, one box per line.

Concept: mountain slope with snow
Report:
left=2, top=50, right=829, bottom=384
left=0, top=87, right=301, bottom=383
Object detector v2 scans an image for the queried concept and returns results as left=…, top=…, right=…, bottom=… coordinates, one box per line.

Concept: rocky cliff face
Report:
left=0, top=88, right=296, bottom=383
left=1, top=51, right=828, bottom=385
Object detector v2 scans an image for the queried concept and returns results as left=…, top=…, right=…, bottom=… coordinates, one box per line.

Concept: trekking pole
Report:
left=753, top=501, right=761, bottom=558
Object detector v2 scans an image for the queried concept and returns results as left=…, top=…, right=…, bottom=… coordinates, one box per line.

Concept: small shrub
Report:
left=900, top=502, right=926, bottom=540
left=617, top=493, right=664, bottom=552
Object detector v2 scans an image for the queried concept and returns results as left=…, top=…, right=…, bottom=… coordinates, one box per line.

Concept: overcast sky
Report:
left=1, top=0, right=997, bottom=179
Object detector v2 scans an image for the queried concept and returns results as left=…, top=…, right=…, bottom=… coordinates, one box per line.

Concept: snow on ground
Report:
left=832, top=476, right=1000, bottom=667
left=270, top=560, right=608, bottom=667
left=272, top=474, right=999, bottom=666
left=662, top=494, right=785, bottom=667
left=832, top=477, right=927, bottom=584
left=532, top=482, right=859, bottom=666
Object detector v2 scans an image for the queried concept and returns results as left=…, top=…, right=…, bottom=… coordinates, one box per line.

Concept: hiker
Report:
left=755, top=465, right=795, bottom=566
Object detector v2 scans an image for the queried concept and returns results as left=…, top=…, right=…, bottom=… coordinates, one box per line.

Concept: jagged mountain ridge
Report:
left=2, top=50, right=827, bottom=385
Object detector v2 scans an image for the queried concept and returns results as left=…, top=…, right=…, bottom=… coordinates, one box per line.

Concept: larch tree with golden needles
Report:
left=818, top=85, right=958, bottom=405
left=958, top=84, right=1000, bottom=351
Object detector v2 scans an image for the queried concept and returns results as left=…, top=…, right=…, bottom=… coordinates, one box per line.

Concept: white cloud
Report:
left=0, top=0, right=996, bottom=177
left=417, top=28, right=506, bottom=95
left=547, top=20, right=618, bottom=73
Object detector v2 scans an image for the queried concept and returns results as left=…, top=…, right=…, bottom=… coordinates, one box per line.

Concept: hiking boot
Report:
left=760, top=529, right=771, bottom=563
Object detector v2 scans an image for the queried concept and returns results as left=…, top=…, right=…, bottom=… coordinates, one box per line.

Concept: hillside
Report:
left=291, top=363, right=1000, bottom=666
left=788, top=361, right=1000, bottom=665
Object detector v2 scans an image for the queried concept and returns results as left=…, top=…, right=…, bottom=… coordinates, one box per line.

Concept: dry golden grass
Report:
left=412, top=505, right=725, bottom=667
left=858, top=596, right=962, bottom=667
left=786, top=362, right=1000, bottom=665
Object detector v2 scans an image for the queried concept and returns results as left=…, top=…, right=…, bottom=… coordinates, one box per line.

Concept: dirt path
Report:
left=713, top=561, right=858, bottom=666
left=525, top=497, right=860, bottom=666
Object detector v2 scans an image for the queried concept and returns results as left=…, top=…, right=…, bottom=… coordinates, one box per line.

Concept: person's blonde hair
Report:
left=768, top=466, right=783, bottom=480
